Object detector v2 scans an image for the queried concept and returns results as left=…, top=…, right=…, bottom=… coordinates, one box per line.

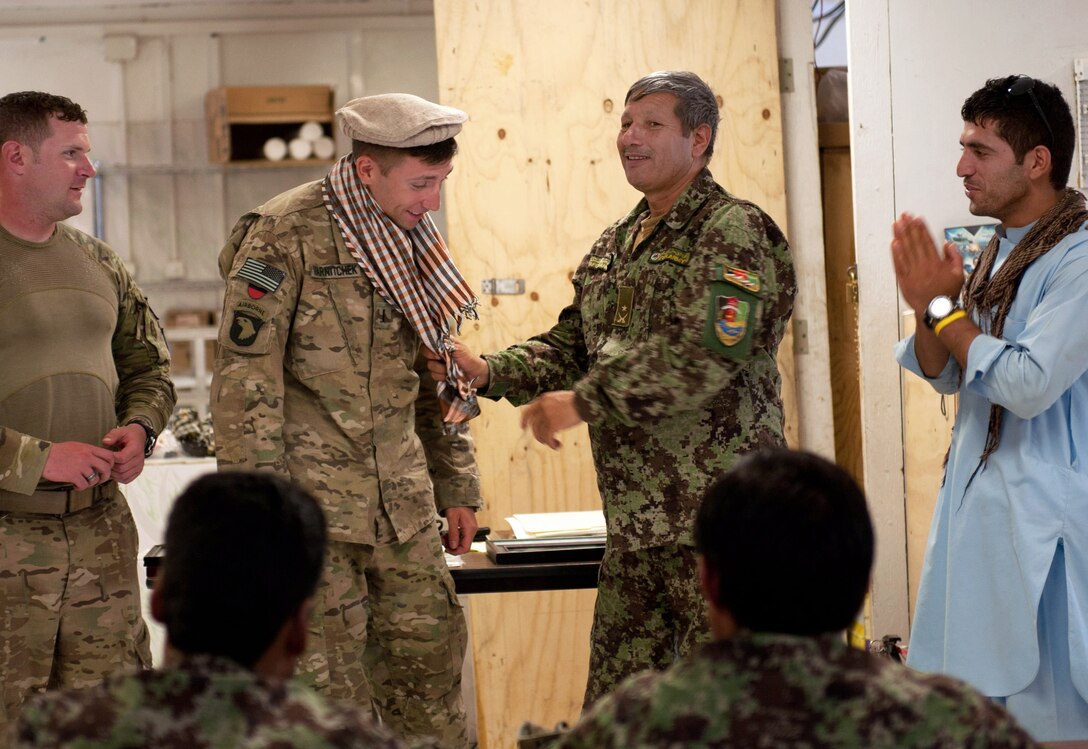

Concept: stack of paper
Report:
left=506, top=510, right=606, bottom=539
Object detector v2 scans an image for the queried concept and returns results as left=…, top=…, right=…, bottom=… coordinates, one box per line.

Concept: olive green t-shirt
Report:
left=0, top=223, right=119, bottom=488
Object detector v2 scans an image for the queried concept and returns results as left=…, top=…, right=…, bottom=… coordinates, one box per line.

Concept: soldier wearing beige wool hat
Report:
left=210, top=92, right=482, bottom=749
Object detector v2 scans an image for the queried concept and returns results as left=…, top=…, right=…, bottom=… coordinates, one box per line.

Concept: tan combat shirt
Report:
left=211, top=180, right=481, bottom=545
left=0, top=223, right=175, bottom=496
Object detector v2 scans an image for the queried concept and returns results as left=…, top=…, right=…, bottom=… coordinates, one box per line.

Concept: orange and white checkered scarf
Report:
left=323, top=155, right=480, bottom=426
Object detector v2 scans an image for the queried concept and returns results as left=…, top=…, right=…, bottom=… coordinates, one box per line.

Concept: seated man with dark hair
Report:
left=554, top=448, right=1040, bottom=748
left=10, top=472, right=410, bottom=748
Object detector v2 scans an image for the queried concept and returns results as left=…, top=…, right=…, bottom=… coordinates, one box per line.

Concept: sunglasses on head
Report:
left=1007, top=75, right=1055, bottom=147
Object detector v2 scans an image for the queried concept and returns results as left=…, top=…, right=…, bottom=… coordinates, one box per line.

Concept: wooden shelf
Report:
left=205, top=84, right=335, bottom=164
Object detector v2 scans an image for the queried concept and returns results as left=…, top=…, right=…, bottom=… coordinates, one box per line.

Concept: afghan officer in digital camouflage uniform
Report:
left=427, top=70, right=796, bottom=707
left=553, top=449, right=1041, bottom=748
left=211, top=93, right=482, bottom=749
left=0, top=91, right=175, bottom=733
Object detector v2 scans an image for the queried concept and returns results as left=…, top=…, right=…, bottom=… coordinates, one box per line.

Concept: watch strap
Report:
left=933, top=308, right=968, bottom=336
left=126, top=417, right=158, bottom=458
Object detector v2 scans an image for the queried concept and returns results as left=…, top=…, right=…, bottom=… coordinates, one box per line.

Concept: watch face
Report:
left=928, top=296, right=954, bottom=319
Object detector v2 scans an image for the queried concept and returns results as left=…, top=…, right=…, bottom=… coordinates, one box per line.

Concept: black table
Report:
left=143, top=543, right=600, bottom=594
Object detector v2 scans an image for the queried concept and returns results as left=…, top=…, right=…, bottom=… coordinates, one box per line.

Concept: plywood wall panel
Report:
left=434, top=2, right=787, bottom=746
left=899, top=311, right=955, bottom=619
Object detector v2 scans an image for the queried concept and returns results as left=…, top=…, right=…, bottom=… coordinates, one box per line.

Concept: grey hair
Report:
left=624, top=70, right=719, bottom=159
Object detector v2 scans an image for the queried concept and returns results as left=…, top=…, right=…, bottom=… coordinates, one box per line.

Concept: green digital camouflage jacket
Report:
left=484, top=169, right=795, bottom=550
left=0, top=224, right=175, bottom=494
left=553, top=632, right=1041, bottom=749
left=11, top=653, right=414, bottom=748
left=211, top=181, right=481, bottom=545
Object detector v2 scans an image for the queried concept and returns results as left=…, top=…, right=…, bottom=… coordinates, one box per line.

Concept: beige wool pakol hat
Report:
left=336, top=93, right=467, bottom=148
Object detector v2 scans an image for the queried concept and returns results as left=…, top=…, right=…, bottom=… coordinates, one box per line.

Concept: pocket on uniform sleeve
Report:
left=219, top=253, right=289, bottom=356
left=701, top=264, right=764, bottom=360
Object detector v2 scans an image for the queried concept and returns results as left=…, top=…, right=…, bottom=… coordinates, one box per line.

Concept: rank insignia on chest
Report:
left=721, top=264, right=761, bottom=293
left=714, top=295, right=749, bottom=346
left=613, top=286, right=634, bottom=327
left=587, top=253, right=614, bottom=272
left=649, top=248, right=692, bottom=266
left=229, top=309, right=266, bottom=346
left=237, top=257, right=286, bottom=295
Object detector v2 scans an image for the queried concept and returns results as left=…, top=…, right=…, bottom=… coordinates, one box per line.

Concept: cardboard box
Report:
left=170, top=340, right=193, bottom=375
left=168, top=340, right=217, bottom=376
left=205, top=85, right=334, bottom=163
left=165, top=309, right=215, bottom=328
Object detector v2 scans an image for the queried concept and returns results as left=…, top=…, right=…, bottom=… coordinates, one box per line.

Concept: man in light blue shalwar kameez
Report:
left=892, top=74, right=1088, bottom=742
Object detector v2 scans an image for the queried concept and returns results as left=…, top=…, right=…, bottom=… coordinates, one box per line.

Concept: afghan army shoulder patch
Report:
left=721, top=264, right=761, bottom=293
left=701, top=264, right=763, bottom=360
left=714, top=295, right=750, bottom=347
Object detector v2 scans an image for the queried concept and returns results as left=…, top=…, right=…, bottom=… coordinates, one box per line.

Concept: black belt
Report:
left=0, top=482, right=116, bottom=515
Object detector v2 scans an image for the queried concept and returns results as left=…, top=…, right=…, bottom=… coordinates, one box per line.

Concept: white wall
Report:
left=886, top=1, right=1085, bottom=230
left=849, top=0, right=1088, bottom=638
left=778, top=0, right=836, bottom=459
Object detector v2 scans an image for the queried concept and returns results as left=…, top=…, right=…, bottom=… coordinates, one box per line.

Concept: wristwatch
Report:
left=127, top=418, right=158, bottom=458
left=923, top=295, right=961, bottom=329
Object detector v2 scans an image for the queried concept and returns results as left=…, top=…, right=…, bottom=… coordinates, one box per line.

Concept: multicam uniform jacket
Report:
left=11, top=653, right=413, bottom=748
left=553, top=632, right=1041, bottom=749
left=484, top=169, right=795, bottom=550
left=211, top=180, right=481, bottom=545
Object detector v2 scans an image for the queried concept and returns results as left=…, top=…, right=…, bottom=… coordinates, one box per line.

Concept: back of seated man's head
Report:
left=156, top=471, right=327, bottom=668
left=695, top=448, right=873, bottom=635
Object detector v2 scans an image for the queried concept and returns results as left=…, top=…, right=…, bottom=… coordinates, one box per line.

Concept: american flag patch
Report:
left=237, top=258, right=286, bottom=293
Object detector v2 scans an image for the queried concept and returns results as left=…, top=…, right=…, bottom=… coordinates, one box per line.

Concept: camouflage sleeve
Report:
left=0, top=427, right=50, bottom=494
left=548, top=719, right=616, bottom=749
left=549, top=677, right=651, bottom=749
left=913, top=675, right=1044, bottom=748
left=482, top=260, right=592, bottom=405
left=970, top=706, right=1042, bottom=748
left=106, top=250, right=178, bottom=435
left=412, top=352, right=482, bottom=513
left=210, top=214, right=298, bottom=476
left=572, top=203, right=793, bottom=427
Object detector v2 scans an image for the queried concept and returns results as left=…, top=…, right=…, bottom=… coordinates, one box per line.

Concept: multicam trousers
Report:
left=298, top=508, right=469, bottom=749
left=0, top=490, right=151, bottom=732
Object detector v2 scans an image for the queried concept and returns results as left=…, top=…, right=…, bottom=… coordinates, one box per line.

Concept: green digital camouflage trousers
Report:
left=584, top=544, right=711, bottom=709
left=297, top=511, right=469, bottom=749
left=0, top=490, right=152, bottom=732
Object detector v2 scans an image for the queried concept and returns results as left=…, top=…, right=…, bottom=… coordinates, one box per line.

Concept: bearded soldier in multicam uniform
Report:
left=0, top=91, right=175, bottom=735
left=211, top=94, right=481, bottom=749
left=428, top=70, right=796, bottom=708
left=553, top=449, right=1041, bottom=749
